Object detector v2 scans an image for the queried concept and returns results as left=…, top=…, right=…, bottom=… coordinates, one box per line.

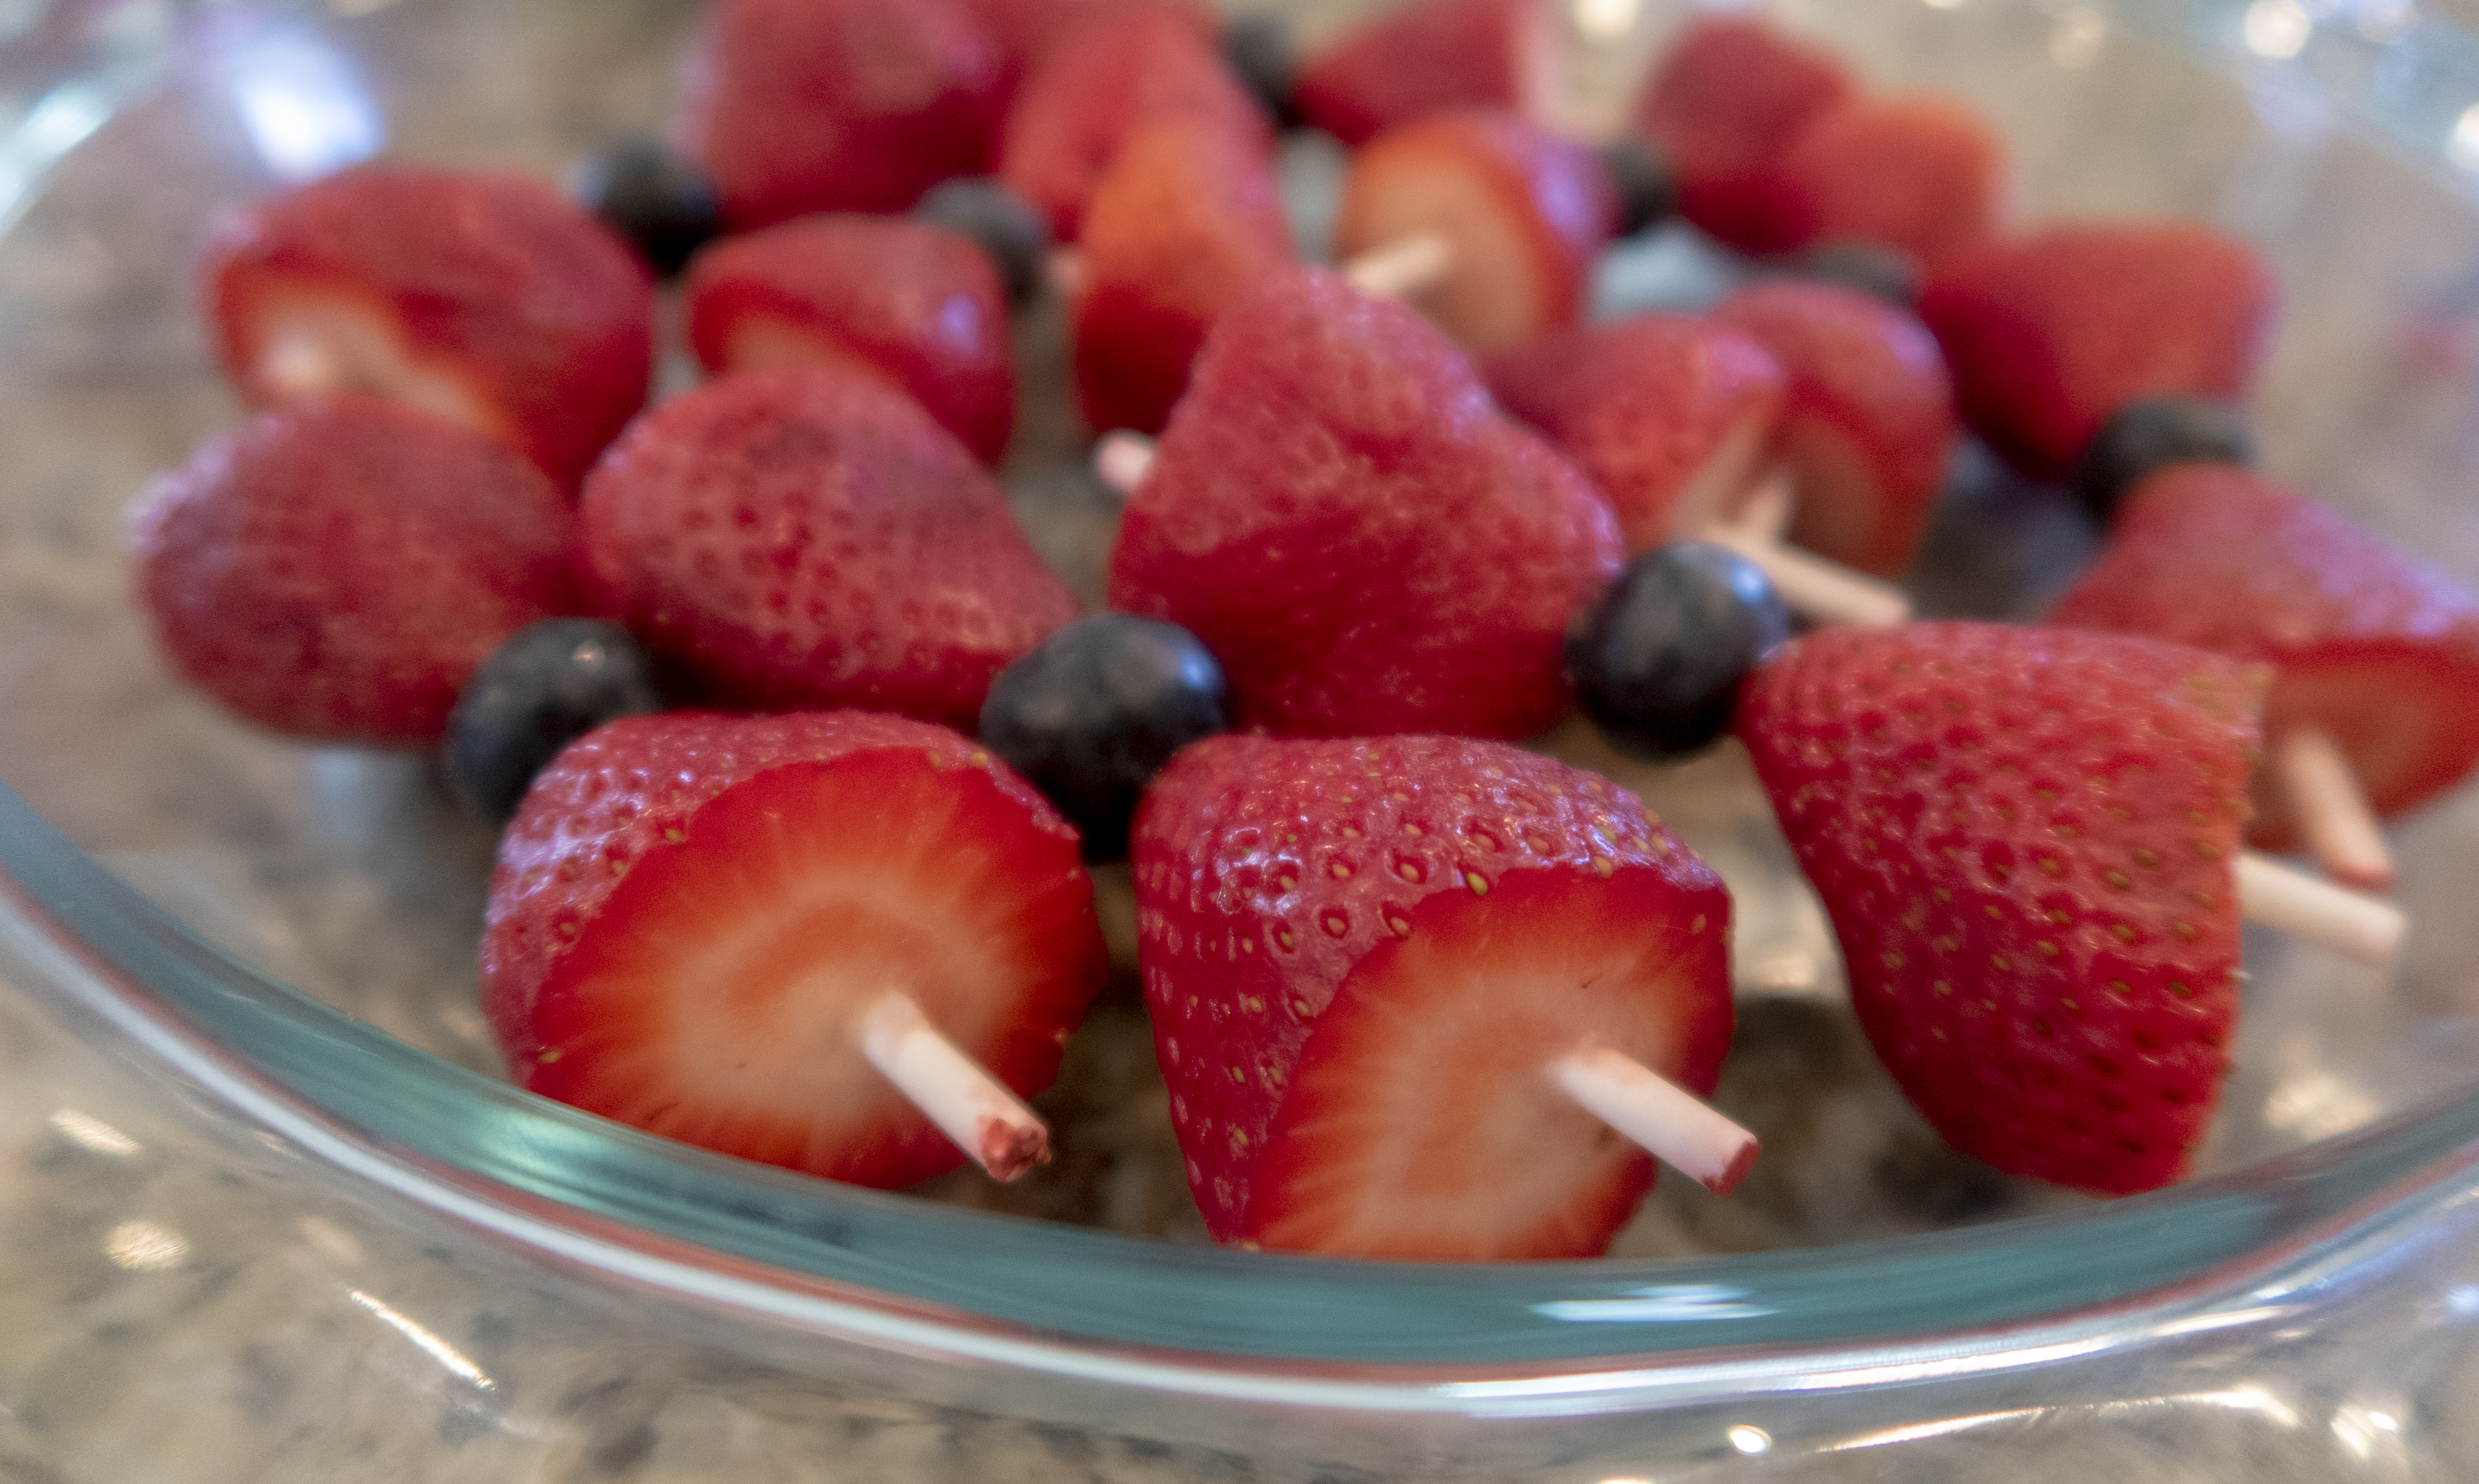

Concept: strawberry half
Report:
left=1293, top=0, right=1558, bottom=148
left=1483, top=313, right=1785, bottom=551
left=1107, top=266, right=1621, bottom=740
left=127, top=397, right=581, bottom=747
left=1632, top=14, right=1857, bottom=253
left=684, top=214, right=1015, bottom=464
left=1761, top=94, right=2008, bottom=270
left=1071, top=120, right=1294, bottom=436
left=1333, top=107, right=1615, bottom=355
left=482, top=711, right=1107, bottom=1190
left=201, top=164, right=654, bottom=491
left=581, top=363, right=1078, bottom=728
left=1133, top=734, right=1734, bottom=1258
left=960, top=0, right=1215, bottom=110
left=1917, top=223, right=2279, bottom=477
left=2049, top=465, right=2479, bottom=849
left=676, top=0, right=1004, bottom=230
left=1737, top=622, right=2263, bottom=1194
left=1711, top=282, right=1958, bottom=578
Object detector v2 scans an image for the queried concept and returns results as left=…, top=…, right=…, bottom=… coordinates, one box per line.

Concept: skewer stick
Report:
left=856, top=993, right=1049, bottom=1180
left=1342, top=230, right=1455, bottom=299
left=2234, top=855, right=2405, bottom=968
left=1719, top=465, right=1796, bottom=545
left=1094, top=429, right=1156, bottom=500
left=1549, top=1046, right=1759, bottom=1195
left=1702, top=524, right=1911, bottom=628
left=2271, top=726, right=2395, bottom=891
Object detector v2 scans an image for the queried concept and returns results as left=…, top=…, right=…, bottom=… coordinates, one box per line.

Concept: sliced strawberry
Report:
left=676, top=0, right=1004, bottom=231
left=1332, top=107, right=1615, bottom=354
left=1711, top=282, right=1958, bottom=578
left=1917, top=223, right=2279, bottom=477
left=684, top=214, right=1015, bottom=464
left=127, top=397, right=581, bottom=747
left=1071, top=120, right=1294, bottom=436
left=1484, top=313, right=1785, bottom=551
left=1132, top=733, right=1734, bottom=1258
left=1293, top=0, right=1558, bottom=148
left=1737, top=622, right=2262, bottom=1194
left=1106, top=266, right=1621, bottom=739
left=482, top=711, right=1107, bottom=1191
left=2049, top=464, right=2479, bottom=849
left=581, top=364, right=1078, bottom=728
left=201, top=164, right=654, bottom=491
left=1761, top=94, right=2008, bottom=270
left=1632, top=14, right=1857, bottom=253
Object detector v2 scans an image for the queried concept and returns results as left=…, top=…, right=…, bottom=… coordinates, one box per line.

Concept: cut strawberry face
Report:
left=2049, top=464, right=2479, bottom=848
left=1293, top=0, right=1559, bottom=148
left=1737, top=622, right=2263, bottom=1195
left=1761, top=94, right=2008, bottom=270
left=483, top=712, right=1107, bottom=1191
left=1132, top=734, right=1734, bottom=1259
left=1484, top=313, right=1786, bottom=551
left=1632, top=14, right=1857, bottom=253
left=1334, top=108, right=1615, bottom=355
left=202, top=165, right=655, bottom=490
left=685, top=215, right=1015, bottom=464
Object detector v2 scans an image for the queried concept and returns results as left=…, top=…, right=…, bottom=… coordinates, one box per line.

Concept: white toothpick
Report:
left=1549, top=1046, right=1759, bottom=1194
left=855, top=993, right=1049, bottom=1181
left=1342, top=230, right=1457, bottom=299
left=2235, top=854, right=2405, bottom=968
left=1702, top=524, right=1912, bottom=628
left=1093, top=429, right=1156, bottom=499
left=2270, top=726, right=2394, bottom=891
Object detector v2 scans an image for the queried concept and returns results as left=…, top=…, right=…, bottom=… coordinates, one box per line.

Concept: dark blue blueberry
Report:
left=1596, top=137, right=1678, bottom=238
left=568, top=138, right=722, bottom=279
left=914, top=178, right=1052, bottom=306
left=1567, top=542, right=1791, bottom=761
left=1222, top=13, right=1301, bottom=128
left=1786, top=239, right=1920, bottom=307
left=445, top=620, right=666, bottom=823
left=2074, top=395, right=2254, bottom=527
left=979, top=614, right=1228, bottom=861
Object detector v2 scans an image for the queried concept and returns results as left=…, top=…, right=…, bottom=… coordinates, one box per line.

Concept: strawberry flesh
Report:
left=1293, top=0, right=1557, bottom=148
left=1760, top=95, right=2007, bottom=270
left=1632, top=15, right=1857, bottom=253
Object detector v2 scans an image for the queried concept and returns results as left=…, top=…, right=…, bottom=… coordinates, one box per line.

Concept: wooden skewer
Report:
left=855, top=993, right=1049, bottom=1181
left=2234, top=855, right=2405, bottom=969
left=2271, top=726, right=2395, bottom=891
left=1702, top=523, right=1910, bottom=628
left=1550, top=1046, right=1760, bottom=1194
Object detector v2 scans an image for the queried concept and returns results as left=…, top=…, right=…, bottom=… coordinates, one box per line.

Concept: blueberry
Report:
left=1222, top=13, right=1301, bottom=128
left=1567, top=542, right=1791, bottom=761
left=914, top=178, right=1052, bottom=306
left=1785, top=239, right=1920, bottom=307
left=445, top=620, right=666, bottom=823
left=568, top=138, right=722, bottom=279
left=1596, top=137, right=1678, bottom=238
left=979, top=615, right=1229, bottom=861
left=2074, top=396, right=2254, bottom=527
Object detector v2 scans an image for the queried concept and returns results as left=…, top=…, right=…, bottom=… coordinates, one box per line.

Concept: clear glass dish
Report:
left=5, top=0, right=2479, bottom=1476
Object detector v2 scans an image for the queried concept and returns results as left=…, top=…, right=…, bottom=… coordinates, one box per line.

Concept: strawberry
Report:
left=1760, top=95, right=2008, bottom=270
left=1632, top=14, right=1857, bottom=253
left=2049, top=465, right=2479, bottom=849
left=201, top=164, right=654, bottom=491
left=1737, top=622, right=2262, bottom=1194
left=684, top=215, right=1015, bottom=465
left=1132, top=734, right=1734, bottom=1258
left=676, top=0, right=1004, bottom=231
left=482, top=711, right=1107, bottom=1190
left=1292, top=0, right=1558, bottom=148
left=1711, top=282, right=1958, bottom=578
left=580, top=364, right=1079, bottom=728
left=998, top=3, right=1272, bottom=241
left=1917, top=223, right=2279, bottom=477
left=1483, top=313, right=1786, bottom=552
left=127, top=397, right=581, bottom=747
left=1071, top=120, right=1294, bottom=436
left=961, top=0, right=1214, bottom=100
left=1106, top=267, right=1621, bottom=739
left=1332, top=107, right=1615, bottom=354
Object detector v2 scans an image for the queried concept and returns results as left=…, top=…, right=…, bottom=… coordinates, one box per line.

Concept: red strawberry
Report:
left=127, top=397, right=580, bottom=747
left=482, top=711, right=1107, bottom=1190
left=1071, top=120, right=1293, bottom=436
left=2049, top=465, right=2479, bottom=850
left=201, top=165, right=654, bottom=491
left=1293, top=0, right=1558, bottom=148
left=1760, top=95, right=2008, bottom=270
left=1484, top=313, right=1785, bottom=552
left=1107, top=267, right=1621, bottom=739
left=685, top=215, right=1015, bottom=464
left=998, top=4, right=1271, bottom=241
left=1132, top=734, right=1735, bottom=1258
left=961, top=0, right=1214, bottom=101
left=676, top=0, right=1003, bottom=231
left=1632, top=14, right=1857, bottom=253
left=581, top=363, right=1079, bottom=728
left=1332, top=107, right=1615, bottom=355
left=1738, top=622, right=2262, bottom=1194
left=1917, top=224, right=2279, bottom=477
left=1710, top=282, right=1958, bottom=578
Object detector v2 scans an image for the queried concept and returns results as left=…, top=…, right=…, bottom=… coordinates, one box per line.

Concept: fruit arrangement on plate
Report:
left=124, top=0, right=2479, bottom=1262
